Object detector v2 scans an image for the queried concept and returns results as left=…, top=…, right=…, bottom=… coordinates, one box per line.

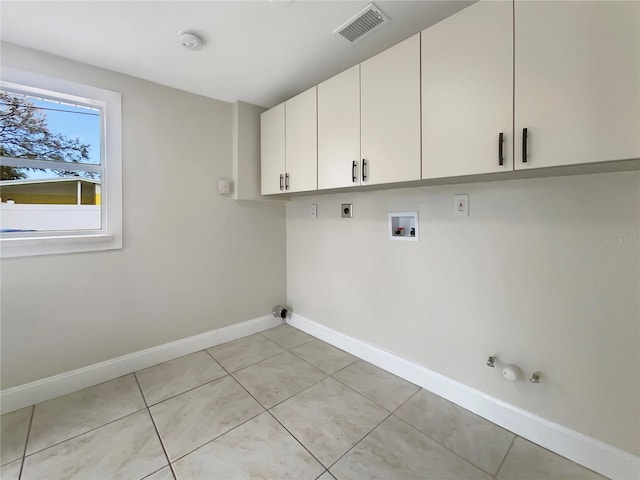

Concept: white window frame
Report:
left=0, top=68, right=122, bottom=258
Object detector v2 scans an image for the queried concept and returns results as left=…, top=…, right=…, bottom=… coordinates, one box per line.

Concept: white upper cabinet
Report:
left=318, top=65, right=361, bottom=190
left=422, top=1, right=513, bottom=179
left=261, top=89, right=317, bottom=195
left=361, top=33, right=421, bottom=185
left=285, top=86, right=317, bottom=193
left=515, top=1, right=640, bottom=169
left=260, top=103, right=285, bottom=195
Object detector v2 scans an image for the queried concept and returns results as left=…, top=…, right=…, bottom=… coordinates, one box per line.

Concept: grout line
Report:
left=392, top=387, right=421, bottom=415
left=260, top=371, right=330, bottom=411
left=212, top=344, right=333, bottom=412
left=286, top=325, right=527, bottom=477
left=17, top=405, right=35, bottom=480
left=259, top=325, right=316, bottom=351
left=328, top=373, right=408, bottom=414
left=209, top=348, right=288, bottom=376
left=140, top=465, right=174, bottom=480
left=21, top=406, right=148, bottom=458
left=329, top=410, right=395, bottom=471
left=149, top=363, right=268, bottom=465
left=266, top=410, right=326, bottom=469
left=164, top=408, right=266, bottom=466
left=133, top=373, right=177, bottom=480
left=327, top=358, right=360, bottom=377
left=146, top=351, right=267, bottom=466
left=392, top=412, right=499, bottom=478
left=6, top=368, right=179, bottom=460
left=494, top=434, right=516, bottom=479
left=134, top=371, right=152, bottom=408
left=325, top=387, right=422, bottom=472
left=144, top=376, right=218, bottom=406
left=205, top=348, right=326, bottom=417
left=144, top=373, right=229, bottom=408
left=328, top=361, right=420, bottom=414
left=287, top=343, right=358, bottom=376
left=284, top=325, right=517, bottom=476
left=206, top=349, right=326, bottom=471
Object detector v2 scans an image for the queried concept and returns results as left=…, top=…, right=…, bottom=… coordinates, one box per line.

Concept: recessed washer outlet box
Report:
left=341, top=204, right=353, bottom=218
left=388, top=211, right=418, bottom=241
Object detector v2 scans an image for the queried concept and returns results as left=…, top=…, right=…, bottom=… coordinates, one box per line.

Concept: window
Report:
left=0, top=68, right=121, bottom=257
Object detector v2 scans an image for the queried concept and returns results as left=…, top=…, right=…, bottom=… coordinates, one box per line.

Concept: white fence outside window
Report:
left=1, top=202, right=101, bottom=231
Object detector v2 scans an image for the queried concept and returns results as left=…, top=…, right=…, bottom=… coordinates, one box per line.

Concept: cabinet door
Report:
left=515, top=1, right=640, bottom=169
left=285, top=87, right=317, bottom=193
left=361, top=34, right=421, bottom=186
left=422, top=1, right=513, bottom=179
left=318, top=66, right=361, bottom=190
left=260, top=103, right=285, bottom=195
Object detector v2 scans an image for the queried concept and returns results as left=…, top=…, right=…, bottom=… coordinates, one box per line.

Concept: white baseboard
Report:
left=1, top=314, right=282, bottom=415
left=288, top=313, right=640, bottom=480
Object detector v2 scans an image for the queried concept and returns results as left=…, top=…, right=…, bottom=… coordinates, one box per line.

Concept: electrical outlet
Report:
left=311, top=204, right=317, bottom=218
left=454, top=194, right=469, bottom=216
left=341, top=204, right=353, bottom=218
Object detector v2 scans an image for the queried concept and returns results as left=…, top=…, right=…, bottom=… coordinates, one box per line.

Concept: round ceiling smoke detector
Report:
left=178, top=32, right=203, bottom=51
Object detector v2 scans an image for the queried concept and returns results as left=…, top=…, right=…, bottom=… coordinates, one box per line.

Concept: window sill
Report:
left=1, top=233, right=120, bottom=258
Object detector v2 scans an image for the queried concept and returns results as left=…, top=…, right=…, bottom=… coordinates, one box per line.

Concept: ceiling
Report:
left=0, top=1, right=473, bottom=108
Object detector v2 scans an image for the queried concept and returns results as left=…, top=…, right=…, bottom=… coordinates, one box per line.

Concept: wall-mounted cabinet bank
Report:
left=261, top=1, right=640, bottom=196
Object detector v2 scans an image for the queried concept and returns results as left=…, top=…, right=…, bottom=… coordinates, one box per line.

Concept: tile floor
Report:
left=0, top=324, right=608, bottom=480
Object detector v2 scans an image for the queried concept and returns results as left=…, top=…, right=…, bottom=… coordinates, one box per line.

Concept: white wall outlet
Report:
left=218, top=179, right=231, bottom=195
left=311, top=204, right=317, bottom=218
left=454, top=194, right=469, bottom=216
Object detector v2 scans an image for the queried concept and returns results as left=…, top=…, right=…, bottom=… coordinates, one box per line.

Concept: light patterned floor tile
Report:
left=27, top=375, right=145, bottom=454
left=233, top=351, right=325, bottom=408
left=497, top=437, right=607, bottom=480
left=396, top=389, right=514, bottom=475
left=172, top=412, right=324, bottom=480
left=144, top=466, right=175, bottom=480
left=21, top=410, right=166, bottom=480
left=207, top=334, right=284, bottom=372
left=136, top=351, right=226, bottom=405
left=0, top=460, right=22, bottom=480
left=292, top=340, right=356, bottom=375
left=149, top=375, right=263, bottom=461
left=271, top=377, right=388, bottom=467
left=332, top=415, right=491, bottom=480
left=317, top=472, right=336, bottom=480
left=261, top=324, right=314, bottom=349
left=332, top=360, right=419, bottom=411
left=1, top=406, right=32, bottom=465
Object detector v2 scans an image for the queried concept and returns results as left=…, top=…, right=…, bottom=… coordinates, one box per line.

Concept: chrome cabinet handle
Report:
left=285, top=173, right=289, bottom=190
left=362, top=159, right=367, bottom=181
left=279, top=174, right=284, bottom=191
left=352, top=160, right=357, bottom=183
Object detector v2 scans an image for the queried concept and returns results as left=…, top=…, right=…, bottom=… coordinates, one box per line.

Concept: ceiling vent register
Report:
left=333, top=3, right=390, bottom=43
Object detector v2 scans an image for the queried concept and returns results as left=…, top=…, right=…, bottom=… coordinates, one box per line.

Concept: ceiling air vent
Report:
left=333, top=3, right=389, bottom=43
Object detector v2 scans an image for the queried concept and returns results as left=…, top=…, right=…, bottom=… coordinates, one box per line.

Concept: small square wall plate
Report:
left=341, top=204, right=353, bottom=218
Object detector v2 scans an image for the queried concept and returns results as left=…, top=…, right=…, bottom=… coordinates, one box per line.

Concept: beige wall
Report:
left=0, top=43, right=287, bottom=388
left=233, top=101, right=266, bottom=201
left=286, top=171, right=640, bottom=455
